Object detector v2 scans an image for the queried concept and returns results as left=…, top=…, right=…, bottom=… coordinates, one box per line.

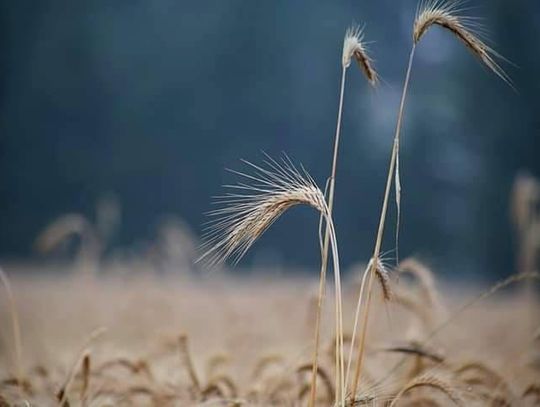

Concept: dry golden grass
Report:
left=0, top=264, right=538, bottom=406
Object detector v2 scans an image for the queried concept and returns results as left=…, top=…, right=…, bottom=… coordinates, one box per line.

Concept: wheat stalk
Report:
left=198, top=155, right=346, bottom=405
left=348, top=1, right=510, bottom=400
left=310, top=25, right=377, bottom=407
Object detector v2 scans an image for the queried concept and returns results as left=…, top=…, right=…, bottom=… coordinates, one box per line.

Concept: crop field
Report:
left=0, top=264, right=538, bottom=406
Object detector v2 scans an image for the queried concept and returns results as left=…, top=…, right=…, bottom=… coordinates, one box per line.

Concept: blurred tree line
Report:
left=1, top=0, right=539, bottom=279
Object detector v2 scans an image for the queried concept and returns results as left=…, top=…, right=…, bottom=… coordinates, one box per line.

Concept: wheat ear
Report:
left=198, top=155, right=346, bottom=406
left=35, top=213, right=100, bottom=278
left=310, top=25, right=377, bottom=407
left=414, top=0, right=510, bottom=84
left=389, top=374, right=463, bottom=407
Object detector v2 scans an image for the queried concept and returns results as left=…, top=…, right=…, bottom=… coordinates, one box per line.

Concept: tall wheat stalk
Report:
left=0, top=267, right=23, bottom=396
left=198, top=155, right=346, bottom=406
left=347, top=0, right=509, bottom=401
left=309, top=25, right=376, bottom=407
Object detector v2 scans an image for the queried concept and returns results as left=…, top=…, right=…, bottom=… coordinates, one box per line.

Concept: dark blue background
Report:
left=1, top=0, right=539, bottom=279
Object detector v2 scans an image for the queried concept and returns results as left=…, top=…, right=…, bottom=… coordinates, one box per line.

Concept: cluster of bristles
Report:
left=199, top=156, right=328, bottom=267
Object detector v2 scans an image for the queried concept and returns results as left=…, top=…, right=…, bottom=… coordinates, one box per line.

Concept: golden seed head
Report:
left=198, top=155, right=328, bottom=267
left=413, top=0, right=510, bottom=85
left=342, top=26, right=378, bottom=85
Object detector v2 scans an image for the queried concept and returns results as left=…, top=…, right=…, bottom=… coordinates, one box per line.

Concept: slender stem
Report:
left=349, top=45, right=416, bottom=401
left=0, top=267, right=24, bottom=397
left=326, top=214, right=345, bottom=407
left=344, top=260, right=371, bottom=389
left=309, top=66, right=347, bottom=407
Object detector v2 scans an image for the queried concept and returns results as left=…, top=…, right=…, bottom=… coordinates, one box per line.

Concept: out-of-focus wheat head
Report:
left=511, top=173, right=540, bottom=235
left=342, top=25, right=377, bottom=85
left=414, top=0, right=510, bottom=84
left=35, top=214, right=102, bottom=261
left=35, top=214, right=91, bottom=253
left=198, top=155, right=328, bottom=267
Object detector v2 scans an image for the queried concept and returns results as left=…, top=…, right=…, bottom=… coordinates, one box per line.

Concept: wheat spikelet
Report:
left=374, top=257, right=393, bottom=301
left=414, top=0, right=509, bottom=84
left=389, top=374, right=463, bottom=407
left=296, top=363, right=334, bottom=403
left=342, top=25, right=377, bottom=85
left=454, top=361, right=509, bottom=392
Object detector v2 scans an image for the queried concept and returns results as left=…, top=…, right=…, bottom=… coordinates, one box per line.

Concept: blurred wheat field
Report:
left=0, top=264, right=538, bottom=406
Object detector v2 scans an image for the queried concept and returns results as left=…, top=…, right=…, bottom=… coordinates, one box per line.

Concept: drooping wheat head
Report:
left=342, top=25, right=378, bottom=85
left=389, top=374, right=463, bottom=407
left=198, top=155, right=346, bottom=405
left=35, top=213, right=101, bottom=278
left=414, top=0, right=510, bottom=84
left=198, top=156, right=327, bottom=267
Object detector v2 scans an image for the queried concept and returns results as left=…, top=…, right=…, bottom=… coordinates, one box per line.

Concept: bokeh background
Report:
left=1, top=0, right=539, bottom=279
